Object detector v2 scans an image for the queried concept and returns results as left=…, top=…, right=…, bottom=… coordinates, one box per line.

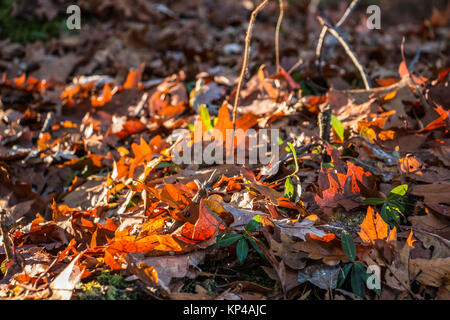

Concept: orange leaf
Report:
left=419, top=105, right=449, bottom=132
left=138, top=263, right=158, bottom=284
left=358, top=206, right=396, bottom=244
left=38, top=133, right=51, bottom=150
left=375, top=78, right=399, bottom=87
left=310, top=233, right=336, bottom=242
left=113, top=120, right=146, bottom=139
left=258, top=67, right=278, bottom=99
left=159, top=184, right=191, bottom=211
left=407, top=230, right=416, bottom=248
left=378, top=130, right=395, bottom=141
left=123, top=62, right=145, bottom=89
left=384, top=89, right=398, bottom=101
left=399, top=155, right=422, bottom=174
left=91, top=83, right=113, bottom=107
left=173, top=199, right=224, bottom=244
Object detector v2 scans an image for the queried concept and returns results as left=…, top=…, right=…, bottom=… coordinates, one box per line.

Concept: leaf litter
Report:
left=0, top=0, right=449, bottom=300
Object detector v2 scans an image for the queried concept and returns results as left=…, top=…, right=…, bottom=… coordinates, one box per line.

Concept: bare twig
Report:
left=287, top=58, right=304, bottom=75
left=318, top=104, right=332, bottom=142
left=232, top=0, right=269, bottom=134
left=317, top=16, right=372, bottom=89
left=0, top=207, right=13, bottom=261
left=316, top=0, right=360, bottom=76
left=275, top=0, right=284, bottom=72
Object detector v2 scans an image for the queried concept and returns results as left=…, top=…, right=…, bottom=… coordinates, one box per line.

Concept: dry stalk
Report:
left=275, top=0, right=284, bottom=72
left=232, top=0, right=269, bottom=134
left=316, top=0, right=360, bottom=76
left=317, top=16, right=372, bottom=89
left=0, top=207, right=13, bottom=261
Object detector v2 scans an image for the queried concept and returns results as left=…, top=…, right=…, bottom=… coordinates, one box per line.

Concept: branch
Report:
left=232, top=0, right=269, bottom=133
left=316, top=0, right=360, bottom=76
left=275, top=0, right=284, bottom=72
left=317, top=16, right=372, bottom=89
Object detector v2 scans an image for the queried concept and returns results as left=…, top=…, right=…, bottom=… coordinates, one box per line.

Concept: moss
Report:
left=76, top=271, right=140, bottom=300
left=330, top=212, right=364, bottom=228
left=0, top=0, right=67, bottom=43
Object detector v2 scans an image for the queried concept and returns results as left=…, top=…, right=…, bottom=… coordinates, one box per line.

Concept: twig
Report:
left=0, top=207, right=14, bottom=261
left=316, top=0, right=360, bottom=76
left=384, top=261, right=424, bottom=300
left=232, top=0, right=269, bottom=134
left=275, top=0, right=284, bottom=72
left=287, top=58, right=304, bottom=75
left=318, top=104, right=332, bottom=142
left=317, top=16, right=372, bottom=89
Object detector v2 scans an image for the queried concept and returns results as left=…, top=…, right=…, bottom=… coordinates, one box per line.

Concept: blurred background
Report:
left=0, top=0, right=448, bottom=86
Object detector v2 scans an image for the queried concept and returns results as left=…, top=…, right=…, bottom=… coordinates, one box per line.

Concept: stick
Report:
left=0, top=207, right=13, bottom=261
left=317, top=16, right=372, bottom=89
left=316, top=0, right=360, bottom=76
left=275, top=0, right=284, bottom=72
left=232, top=0, right=269, bottom=134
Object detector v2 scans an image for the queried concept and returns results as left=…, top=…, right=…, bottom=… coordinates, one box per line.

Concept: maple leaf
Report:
left=358, top=206, right=397, bottom=244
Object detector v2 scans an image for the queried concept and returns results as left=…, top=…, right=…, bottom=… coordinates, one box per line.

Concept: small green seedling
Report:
left=331, top=115, right=345, bottom=142
left=199, top=104, right=214, bottom=132
left=214, top=215, right=264, bottom=264
left=338, top=230, right=381, bottom=297
left=364, top=184, right=408, bottom=228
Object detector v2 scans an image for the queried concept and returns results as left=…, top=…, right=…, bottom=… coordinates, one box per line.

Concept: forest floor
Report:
left=0, top=0, right=449, bottom=300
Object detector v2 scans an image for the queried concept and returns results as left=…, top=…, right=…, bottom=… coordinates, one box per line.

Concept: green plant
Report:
left=331, top=114, right=344, bottom=142
left=199, top=104, right=214, bottom=132
left=214, top=215, right=264, bottom=264
left=77, top=271, right=139, bottom=300
left=338, top=230, right=381, bottom=297
left=364, top=184, right=408, bottom=228
left=0, top=0, right=67, bottom=43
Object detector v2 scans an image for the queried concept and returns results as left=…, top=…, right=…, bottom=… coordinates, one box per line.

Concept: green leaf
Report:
left=199, top=104, right=213, bottom=131
left=363, top=198, right=386, bottom=205
left=341, top=230, right=356, bottom=262
left=338, top=263, right=353, bottom=288
left=323, top=162, right=334, bottom=169
left=247, top=237, right=264, bottom=259
left=253, top=215, right=262, bottom=223
left=285, top=177, right=294, bottom=199
left=278, top=137, right=284, bottom=145
left=216, top=233, right=243, bottom=247
left=388, top=184, right=408, bottom=200
left=350, top=264, right=365, bottom=297
left=331, top=115, right=345, bottom=142
left=286, top=142, right=298, bottom=172
left=245, top=216, right=261, bottom=234
left=236, top=239, right=249, bottom=263
left=0, top=259, right=9, bottom=275
left=380, top=203, right=401, bottom=228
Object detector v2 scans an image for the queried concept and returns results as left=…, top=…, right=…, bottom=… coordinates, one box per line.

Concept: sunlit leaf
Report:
left=331, top=115, right=344, bottom=142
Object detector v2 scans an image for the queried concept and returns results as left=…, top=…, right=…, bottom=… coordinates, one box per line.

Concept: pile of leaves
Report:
left=0, top=0, right=449, bottom=300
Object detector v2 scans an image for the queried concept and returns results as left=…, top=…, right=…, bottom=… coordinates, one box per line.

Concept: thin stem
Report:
left=317, top=16, right=372, bottom=89
left=232, top=0, right=269, bottom=134
left=275, top=0, right=284, bottom=72
left=316, top=0, right=360, bottom=76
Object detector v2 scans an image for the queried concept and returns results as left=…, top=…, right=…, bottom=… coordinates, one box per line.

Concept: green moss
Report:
left=0, top=0, right=67, bottom=43
left=76, top=271, right=140, bottom=300
left=330, top=212, right=364, bottom=228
